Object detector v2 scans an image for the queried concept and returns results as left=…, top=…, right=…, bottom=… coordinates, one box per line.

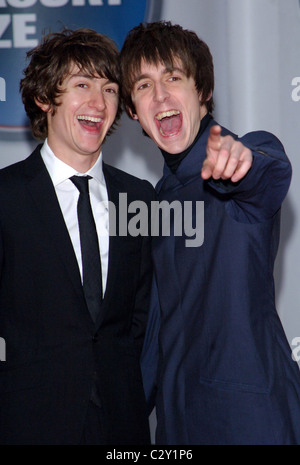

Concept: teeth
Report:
left=77, top=115, right=101, bottom=123
left=156, top=110, right=180, bottom=121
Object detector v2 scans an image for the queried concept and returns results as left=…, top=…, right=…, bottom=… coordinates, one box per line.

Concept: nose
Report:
left=153, top=82, right=170, bottom=103
left=88, top=88, right=106, bottom=110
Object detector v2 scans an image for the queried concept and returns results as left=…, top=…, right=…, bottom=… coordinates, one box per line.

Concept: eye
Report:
left=136, top=82, right=150, bottom=91
left=168, top=76, right=181, bottom=82
left=105, top=87, right=118, bottom=94
left=77, top=82, right=88, bottom=89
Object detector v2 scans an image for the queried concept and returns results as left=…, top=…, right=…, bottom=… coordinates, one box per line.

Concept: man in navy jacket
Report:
left=120, top=21, right=300, bottom=444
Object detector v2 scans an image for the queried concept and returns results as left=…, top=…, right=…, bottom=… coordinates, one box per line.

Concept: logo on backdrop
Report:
left=0, top=0, right=149, bottom=133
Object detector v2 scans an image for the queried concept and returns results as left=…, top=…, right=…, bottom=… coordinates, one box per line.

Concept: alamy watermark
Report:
left=0, top=337, right=6, bottom=361
left=291, top=77, right=300, bottom=102
left=0, top=77, right=6, bottom=101
left=104, top=194, right=204, bottom=248
left=291, top=337, right=300, bottom=362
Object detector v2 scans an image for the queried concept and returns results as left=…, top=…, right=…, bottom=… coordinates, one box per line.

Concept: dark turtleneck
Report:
left=160, top=113, right=212, bottom=173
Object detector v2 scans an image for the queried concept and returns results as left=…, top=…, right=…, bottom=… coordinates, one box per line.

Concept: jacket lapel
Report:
left=23, top=147, right=86, bottom=306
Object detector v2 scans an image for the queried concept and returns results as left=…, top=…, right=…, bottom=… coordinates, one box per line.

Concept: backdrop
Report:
left=0, top=0, right=300, bottom=423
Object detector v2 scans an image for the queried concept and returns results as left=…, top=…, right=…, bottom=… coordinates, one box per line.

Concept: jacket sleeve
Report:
left=208, top=130, right=292, bottom=223
left=140, top=273, right=160, bottom=415
left=131, top=181, right=156, bottom=348
left=0, top=220, right=3, bottom=281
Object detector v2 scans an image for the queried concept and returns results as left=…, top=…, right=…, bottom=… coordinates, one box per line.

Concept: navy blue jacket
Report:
left=141, top=119, right=300, bottom=445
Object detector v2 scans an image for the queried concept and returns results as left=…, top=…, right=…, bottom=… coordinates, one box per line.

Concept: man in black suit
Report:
left=0, top=28, right=155, bottom=445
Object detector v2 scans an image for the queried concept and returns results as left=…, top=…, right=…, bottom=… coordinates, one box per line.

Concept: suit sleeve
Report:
left=131, top=182, right=156, bottom=348
left=0, top=220, right=3, bottom=280
left=208, top=130, right=292, bottom=223
left=140, top=273, right=160, bottom=415
left=131, top=182, right=159, bottom=414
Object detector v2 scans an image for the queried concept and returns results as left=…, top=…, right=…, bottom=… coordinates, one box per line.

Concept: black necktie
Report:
left=70, top=175, right=102, bottom=322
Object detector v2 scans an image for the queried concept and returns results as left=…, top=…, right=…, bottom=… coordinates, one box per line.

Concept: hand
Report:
left=201, top=125, right=253, bottom=183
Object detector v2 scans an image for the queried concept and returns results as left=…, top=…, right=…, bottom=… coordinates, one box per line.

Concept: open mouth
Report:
left=155, top=110, right=182, bottom=136
left=77, top=115, right=102, bottom=131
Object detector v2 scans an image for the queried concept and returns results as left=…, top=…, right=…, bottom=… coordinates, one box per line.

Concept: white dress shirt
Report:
left=40, top=139, right=109, bottom=295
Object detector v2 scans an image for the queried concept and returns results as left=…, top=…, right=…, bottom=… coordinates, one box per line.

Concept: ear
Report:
left=205, top=90, right=213, bottom=102
left=198, top=90, right=213, bottom=103
left=34, top=97, right=52, bottom=113
left=127, top=106, right=139, bottom=120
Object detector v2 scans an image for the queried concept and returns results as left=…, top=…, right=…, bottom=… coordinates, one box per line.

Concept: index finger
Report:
left=207, top=125, right=222, bottom=147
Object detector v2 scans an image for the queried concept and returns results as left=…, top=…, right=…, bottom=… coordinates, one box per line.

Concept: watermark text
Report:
left=0, top=337, right=6, bottom=361
left=291, top=77, right=300, bottom=102
left=105, top=194, right=204, bottom=248
left=0, top=76, right=5, bottom=101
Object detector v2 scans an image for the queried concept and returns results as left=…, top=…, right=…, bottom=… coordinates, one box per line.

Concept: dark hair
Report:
left=20, top=28, right=122, bottom=140
left=120, top=21, right=214, bottom=117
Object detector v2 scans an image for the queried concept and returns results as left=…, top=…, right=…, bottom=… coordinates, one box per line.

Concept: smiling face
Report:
left=130, top=60, right=208, bottom=154
left=37, top=64, right=119, bottom=171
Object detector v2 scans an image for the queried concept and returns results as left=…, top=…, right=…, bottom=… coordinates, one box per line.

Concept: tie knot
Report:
left=70, top=175, right=92, bottom=194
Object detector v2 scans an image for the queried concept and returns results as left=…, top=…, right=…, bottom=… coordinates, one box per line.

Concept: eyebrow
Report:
left=68, top=73, right=117, bottom=85
left=68, top=73, right=103, bottom=81
left=69, top=73, right=94, bottom=79
left=133, top=66, right=186, bottom=84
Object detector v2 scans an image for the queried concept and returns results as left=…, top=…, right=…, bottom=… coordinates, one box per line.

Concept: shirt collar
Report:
left=40, top=139, right=105, bottom=187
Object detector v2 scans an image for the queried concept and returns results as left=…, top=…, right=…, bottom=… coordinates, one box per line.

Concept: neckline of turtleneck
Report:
left=160, top=113, right=212, bottom=173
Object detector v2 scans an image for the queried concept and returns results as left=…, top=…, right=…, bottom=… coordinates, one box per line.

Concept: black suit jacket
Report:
left=0, top=145, right=155, bottom=445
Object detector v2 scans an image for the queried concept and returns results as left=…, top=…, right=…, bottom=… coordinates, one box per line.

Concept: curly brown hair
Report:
left=120, top=21, right=214, bottom=117
left=20, top=28, right=122, bottom=140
